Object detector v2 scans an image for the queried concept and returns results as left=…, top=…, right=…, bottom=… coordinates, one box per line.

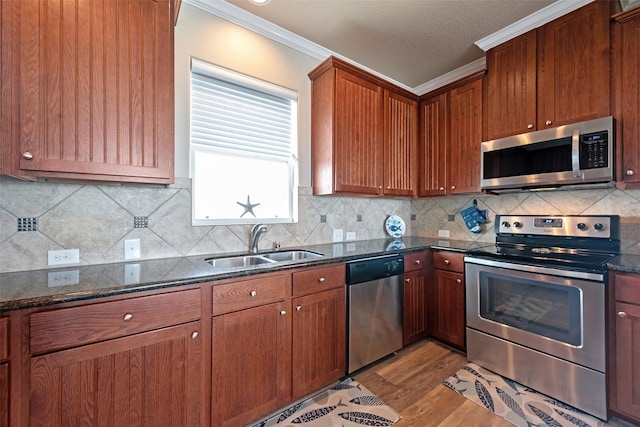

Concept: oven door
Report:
left=465, top=256, right=605, bottom=372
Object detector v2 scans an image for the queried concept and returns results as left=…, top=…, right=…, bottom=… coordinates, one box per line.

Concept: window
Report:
left=190, top=59, right=298, bottom=225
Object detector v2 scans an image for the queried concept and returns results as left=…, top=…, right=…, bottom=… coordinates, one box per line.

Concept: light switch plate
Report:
left=346, top=231, right=356, bottom=241
left=438, top=229, right=450, bottom=238
left=124, top=239, right=141, bottom=260
left=332, top=229, right=343, bottom=242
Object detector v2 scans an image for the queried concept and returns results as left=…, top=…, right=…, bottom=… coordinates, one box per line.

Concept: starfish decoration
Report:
left=237, top=195, right=260, bottom=218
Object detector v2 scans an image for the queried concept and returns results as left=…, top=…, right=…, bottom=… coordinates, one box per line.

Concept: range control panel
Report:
left=496, top=215, right=615, bottom=238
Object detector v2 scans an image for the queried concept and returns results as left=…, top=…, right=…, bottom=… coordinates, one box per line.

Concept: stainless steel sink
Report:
left=205, top=250, right=323, bottom=269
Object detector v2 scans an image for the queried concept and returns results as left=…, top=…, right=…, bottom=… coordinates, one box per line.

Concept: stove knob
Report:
left=501, top=221, right=511, bottom=228
left=577, top=223, right=588, bottom=231
left=594, top=223, right=605, bottom=231
left=513, top=221, right=522, bottom=228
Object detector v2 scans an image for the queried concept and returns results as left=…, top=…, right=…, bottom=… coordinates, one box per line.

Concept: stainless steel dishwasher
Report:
left=346, top=254, right=404, bottom=373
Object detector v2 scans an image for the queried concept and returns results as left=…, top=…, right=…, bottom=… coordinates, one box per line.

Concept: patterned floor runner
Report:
left=444, top=363, right=605, bottom=427
left=250, top=378, right=402, bottom=426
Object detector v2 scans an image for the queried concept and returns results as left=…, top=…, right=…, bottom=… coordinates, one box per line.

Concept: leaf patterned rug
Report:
left=444, top=363, right=605, bottom=427
left=250, top=378, right=402, bottom=426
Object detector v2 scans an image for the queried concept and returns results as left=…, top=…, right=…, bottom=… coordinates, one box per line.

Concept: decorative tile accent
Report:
left=133, top=216, right=149, bottom=228
left=17, top=218, right=38, bottom=232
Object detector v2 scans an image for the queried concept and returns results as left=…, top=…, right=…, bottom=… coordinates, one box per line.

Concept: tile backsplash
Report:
left=1, top=177, right=639, bottom=273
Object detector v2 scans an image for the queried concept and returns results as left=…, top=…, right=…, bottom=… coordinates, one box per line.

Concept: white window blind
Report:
left=190, top=59, right=298, bottom=225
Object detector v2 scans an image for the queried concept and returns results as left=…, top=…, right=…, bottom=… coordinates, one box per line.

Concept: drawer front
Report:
left=30, top=289, right=201, bottom=354
left=615, top=273, right=640, bottom=304
left=293, top=264, right=345, bottom=296
left=433, top=251, right=464, bottom=273
left=0, top=318, right=7, bottom=361
left=404, top=251, right=427, bottom=272
left=212, top=273, right=290, bottom=316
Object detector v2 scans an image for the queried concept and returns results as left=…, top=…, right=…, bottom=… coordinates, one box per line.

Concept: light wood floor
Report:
left=353, top=339, right=638, bottom=427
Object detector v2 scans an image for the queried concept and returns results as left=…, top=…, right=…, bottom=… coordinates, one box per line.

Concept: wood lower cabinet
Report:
left=613, top=7, right=640, bottom=187
left=609, top=272, right=640, bottom=424
left=403, top=251, right=429, bottom=346
left=429, top=251, right=465, bottom=349
left=30, top=322, right=202, bottom=426
left=0, top=317, right=7, bottom=427
left=1, top=0, right=175, bottom=184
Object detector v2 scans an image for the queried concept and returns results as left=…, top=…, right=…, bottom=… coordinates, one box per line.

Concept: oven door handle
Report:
left=463, top=256, right=605, bottom=282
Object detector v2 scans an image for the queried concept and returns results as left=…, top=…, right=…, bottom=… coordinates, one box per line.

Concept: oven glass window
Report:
left=479, top=272, right=581, bottom=346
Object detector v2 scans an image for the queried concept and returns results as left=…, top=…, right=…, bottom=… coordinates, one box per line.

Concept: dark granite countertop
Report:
left=0, top=237, right=485, bottom=311
left=607, top=254, right=640, bottom=274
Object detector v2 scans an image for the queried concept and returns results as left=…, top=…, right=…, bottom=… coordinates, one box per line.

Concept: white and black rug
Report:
left=250, top=378, right=402, bottom=426
left=444, top=363, right=605, bottom=427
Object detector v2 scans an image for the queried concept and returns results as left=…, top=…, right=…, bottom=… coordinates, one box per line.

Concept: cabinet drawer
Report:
left=30, top=289, right=201, bottom=354
left=615, top=273, right=640, bottom=304
left=212, top=273, right=290, bottom=316
left=404, top=251, right=427, bottom=272
left=293, top=264, right=345, bottom=296
left=0, top=318, right=7, bottom=361
left=433, top=251, right=464, bottom=273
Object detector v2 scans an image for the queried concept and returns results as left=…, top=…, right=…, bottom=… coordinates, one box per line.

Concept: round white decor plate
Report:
left=385, top=215, right=406, bottom=238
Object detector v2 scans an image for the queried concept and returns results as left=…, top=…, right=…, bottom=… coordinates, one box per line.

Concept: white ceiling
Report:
left=187, top=0, right=594, bottom=94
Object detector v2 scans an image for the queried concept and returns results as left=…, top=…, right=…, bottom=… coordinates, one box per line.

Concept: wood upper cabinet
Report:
left=613, top=7, right=640, bottom=187
left=309, top=56, right=418, bottom=197
left=429, top=251, right=465, bottom=350
left=486, top=1, right=610, bottom=139
left=403, top=251, right=429, bottom=346
left=419, top=76, right=483, bottom=196
left=1, top=0, right=175, bottom=184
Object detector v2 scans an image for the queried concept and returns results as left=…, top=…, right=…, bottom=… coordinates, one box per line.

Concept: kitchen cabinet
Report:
left=609, top=271, right=640, bottom=424
left=27, top=289, right=202, bottom=426
left=419, top=75, right=483, bottom=196
left=486, top=1, right=610, bottom=140
left=0, top=317, right=7, bottom=427
left=0, top=0, right=175, bottom=184
left=429, top=251, right=465, bottom=349
left=613, top=6, right=640, bottom=188
left=309, top=56, right=418, bottom=197
left=403, top=251, right=429, bottom=346
left=292, top=264, right=346, bottom=400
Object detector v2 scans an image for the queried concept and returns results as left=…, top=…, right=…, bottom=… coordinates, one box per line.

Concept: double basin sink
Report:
left=206, top=250, right=324, bottom=269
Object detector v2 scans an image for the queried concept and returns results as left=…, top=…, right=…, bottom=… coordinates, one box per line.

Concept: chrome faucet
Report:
left=250, top=224, right=268, bottom=253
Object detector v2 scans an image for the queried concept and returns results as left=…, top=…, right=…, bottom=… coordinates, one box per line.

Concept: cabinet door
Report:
left=29, top=322, right=202, bottom=427
left=403, top=270, right=427, bottom=346
left=486, top=30, right=537, bottom=139
left=615, top=10, right=640, bottom=186
left=430, top=269, right=465, bottom=349
left=419, top=94, right=448, bottom=196
left=383, top=90, right=418, bottom=197
left=613, top=300, right=640, bottom=421
left=537, top=0, right=610, bottom=129
left=211, top=301, right=291, bottom=427
left=292, top=287, right=345, bottom=400
left=0, top=363, right=7, bottom=427
left=334, top=69, right=384, bottom=195
left=2, top=0, right=174, bottom=184
left=449, top=78, right=483, bottom=195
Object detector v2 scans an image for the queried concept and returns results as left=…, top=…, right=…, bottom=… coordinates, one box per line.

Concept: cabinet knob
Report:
left=451, top=186, right=456, bottom=190
left=318, top=277, right=325, bottom=283
left=386, top=186, right=391, bottom=190
left=444, top=259, right=450, bottom=264
left=626, top=170, right=634, bottom=176
left=456, top=279, right=462, bottom=284
left=379, top=186, right=383, bottom=189
left=405, top=278, right=410, bottom=283
left=123, top=313, right=133, bottom=322
left=527, top=124, right=534, bottom=129
left=22, top=151, right=33, bottom=160
left=280, top=310, right=287, bottom=316
left=414, top=259, right=421, bottom=265
left=250, top=290, right=257, bottom=297
left=191, top=331, right=199, bottom=339
left=296, top=305, right=302, bottom=311
left=545, top=120, right=552, bottom=126
left=618, top=311, right=628, bottom=318
left=439, top=187, right=445, bottom=191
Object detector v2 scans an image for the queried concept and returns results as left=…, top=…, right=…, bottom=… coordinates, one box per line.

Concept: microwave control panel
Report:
left=580, top=130, right=608, bottom=169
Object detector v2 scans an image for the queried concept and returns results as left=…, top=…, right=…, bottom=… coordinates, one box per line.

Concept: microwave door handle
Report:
left=571, top=129, right=581, bottom=177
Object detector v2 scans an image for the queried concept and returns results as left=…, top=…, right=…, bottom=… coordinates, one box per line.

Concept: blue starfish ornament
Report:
left=237, top=195, right=260, bottom=218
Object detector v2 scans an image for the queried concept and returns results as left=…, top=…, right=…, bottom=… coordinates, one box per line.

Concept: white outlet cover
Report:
left=47, top=269, right=80, bottom=287
left=124, top=239, right=141, bottom=260
left=346, top=231, right=356, bottom=241
left=438, top=229, right=450, bottom=238
left=332, top=229, right=344, bottom=242
left=47, top=249, right=80, bottom=266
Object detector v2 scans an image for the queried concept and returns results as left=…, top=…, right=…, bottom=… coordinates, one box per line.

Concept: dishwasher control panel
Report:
left=346, top=254, right=404, bottom=285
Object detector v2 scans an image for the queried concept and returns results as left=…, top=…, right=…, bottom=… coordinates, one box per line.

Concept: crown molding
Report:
left=475, top=0, right=594, bottom=52
left=413, top=57, right=486, bottom=96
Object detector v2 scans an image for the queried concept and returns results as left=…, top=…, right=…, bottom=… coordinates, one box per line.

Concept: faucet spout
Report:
left=250, top=224, right=268, bottom=253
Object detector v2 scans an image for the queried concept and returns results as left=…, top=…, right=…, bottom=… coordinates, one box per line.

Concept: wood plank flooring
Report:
left=353, top=339, right=638, bottom=427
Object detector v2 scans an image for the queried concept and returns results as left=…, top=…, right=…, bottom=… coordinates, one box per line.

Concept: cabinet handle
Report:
left=250, top=290, right=257, bottom=297
left=191, top=331, right=199, bottom=339
left=545, top=120, right=552, bottom=126
left=22, top=151, right=33, bottom=160
left=626, top=170, right=634, bottom=176
left=456, top=279, right=462, bottom=284
left=318, top=277, right=325, bottom=283
left=618, top=311, right=628, bottom=318
left=444, top=259, right=450, bottom=264
left=123, top=313, right=133, bottom=322
left=296, top=305, right=302, bottom=311
left=280, top=310, right=287, bottom=316
left=527, top=124, right=534, bottom=129
left=414, top=259, right=421, bottom=265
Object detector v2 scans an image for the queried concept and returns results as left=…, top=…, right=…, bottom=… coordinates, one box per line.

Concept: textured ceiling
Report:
left=224, top=0, right=556, bottom=88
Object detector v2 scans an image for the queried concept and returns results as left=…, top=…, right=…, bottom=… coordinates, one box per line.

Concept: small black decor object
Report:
left=460, top=199, right=487, bottom=234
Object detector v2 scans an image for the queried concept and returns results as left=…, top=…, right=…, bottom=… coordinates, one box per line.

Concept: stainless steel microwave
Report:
left=481, top=116, right=614, bottom=192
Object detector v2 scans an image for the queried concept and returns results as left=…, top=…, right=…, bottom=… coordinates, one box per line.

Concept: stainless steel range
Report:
left=465, top=215, right=620, bottom=420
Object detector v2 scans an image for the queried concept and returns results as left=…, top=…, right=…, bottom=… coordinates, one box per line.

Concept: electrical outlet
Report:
left=47, top=269, right=79, bottom=287
left=124, top=239, right=141, bottom=260
left=438, top=229, right=450, bottom=238
left=346, top=231, right=356, bottom=241
left=48, top=249, right=80, bottom=266
left=332, top=229, right=343, bottom=242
